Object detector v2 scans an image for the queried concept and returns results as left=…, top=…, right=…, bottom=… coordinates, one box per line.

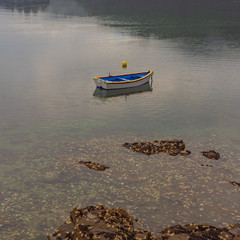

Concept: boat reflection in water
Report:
left=93, top=82, right=152, bottom=98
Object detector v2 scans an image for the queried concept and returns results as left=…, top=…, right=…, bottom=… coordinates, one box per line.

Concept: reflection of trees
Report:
left=0, top=0, right=50, bottom=14
left=77, top=0, right=240, bottom=42
left=1, top=0, right=239, bottom=42
left=78, top=0, right=240, bottom=18
left=47, top=0, right=87, bottom=17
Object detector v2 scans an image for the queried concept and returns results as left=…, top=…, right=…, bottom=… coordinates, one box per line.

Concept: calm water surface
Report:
left=0, top=0, right=240, bottom=239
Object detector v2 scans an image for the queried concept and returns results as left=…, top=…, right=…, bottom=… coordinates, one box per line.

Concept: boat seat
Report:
left=114, top=76, right=141, bottom=81
left=117, top=77, right=129, bottom=81
left=130, top=76, right=140, bottom=79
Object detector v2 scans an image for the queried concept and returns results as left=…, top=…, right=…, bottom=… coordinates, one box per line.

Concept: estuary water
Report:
left=0, top=0, right=240, bottom=239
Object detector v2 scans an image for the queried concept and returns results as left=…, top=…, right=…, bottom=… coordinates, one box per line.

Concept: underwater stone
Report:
left=123, top=139, right=190, bottom=156
left=228, top=181, right=240, bottom=187
left=159, top=223, right=238, bottom=239
left=47, top=205, right=154, bottom=240
left=48, top=206, right=240, bottom=240
left=201, top=150, right=220, bottom=160
left=76, top=161, right=109, bottom=171
left=180, top=150, right=191, bottom=156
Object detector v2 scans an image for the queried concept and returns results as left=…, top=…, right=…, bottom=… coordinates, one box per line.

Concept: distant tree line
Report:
left=0, top=0, right=50, bottom=13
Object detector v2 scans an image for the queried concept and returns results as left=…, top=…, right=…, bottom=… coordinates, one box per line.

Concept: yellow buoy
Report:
left=122, top=61, right=127, bottom=69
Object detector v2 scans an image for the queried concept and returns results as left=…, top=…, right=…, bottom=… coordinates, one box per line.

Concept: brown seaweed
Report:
left=123, top=139, right=191, bottom=156
left=48, top=205, right=240, bottom=240
left=228, top=181, right=240, bottom=187
left=77, top=161, right=109, bottom=171
left=47, top=205, right=154, bottom=240
left=159, top=222, right=239, bottom=240
left=201, top=150, right=220, bottom=160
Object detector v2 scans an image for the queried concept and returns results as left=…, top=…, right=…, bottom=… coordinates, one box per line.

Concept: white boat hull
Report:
left=93, top=82, right=152, bottom=98
left=93, top=72, right=153, bottom=90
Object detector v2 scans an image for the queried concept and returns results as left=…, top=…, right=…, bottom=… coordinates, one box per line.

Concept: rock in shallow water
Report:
left=77, top=161, right=109, bottom=171
left=201, top=150, right=220, bottom=160
left=47, top=205, right=154, bottom=240
left=228, top=181, right=240, bottom=187
left=159, top=223, right=240, bottom=240
left=180, top=150, right=191, bottom=156
left=48, top=206, right=240, bottom=240
left=123, top=139, right=190, bottom=156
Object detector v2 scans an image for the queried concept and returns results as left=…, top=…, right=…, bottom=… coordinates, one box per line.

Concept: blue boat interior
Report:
left=101, top=72, right=148, bottom=82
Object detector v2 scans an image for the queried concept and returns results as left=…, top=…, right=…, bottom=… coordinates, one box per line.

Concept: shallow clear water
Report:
left=0, top=0, right=240, bottom=239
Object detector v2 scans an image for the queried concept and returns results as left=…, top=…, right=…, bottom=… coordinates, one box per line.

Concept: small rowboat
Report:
left=93, top=70, right=153, bottom=90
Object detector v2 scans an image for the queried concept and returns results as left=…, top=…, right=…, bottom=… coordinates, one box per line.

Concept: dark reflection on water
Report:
left=78, top=0, right=240, bottom=17
left=77, top=0, right=240, bottom=42
left=1, top=0, right=240, bottom=43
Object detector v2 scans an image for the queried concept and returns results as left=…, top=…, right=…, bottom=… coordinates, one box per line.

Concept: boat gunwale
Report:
left=93, top=70, right=153, bottom=84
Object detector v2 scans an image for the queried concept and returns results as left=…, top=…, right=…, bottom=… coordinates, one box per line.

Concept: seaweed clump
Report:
left=123, top=139, right=191, bottom=156
left=48, top=206, right=240, bottom=240
left=228, top=181, right=240, bottom=187
left=77, top=161, right=109, bottom=171
left=201, top=150, right=220, bottom=160
left=159, top=223, right=240, bottom=240
left=47, top=205, right=155, bottom=240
